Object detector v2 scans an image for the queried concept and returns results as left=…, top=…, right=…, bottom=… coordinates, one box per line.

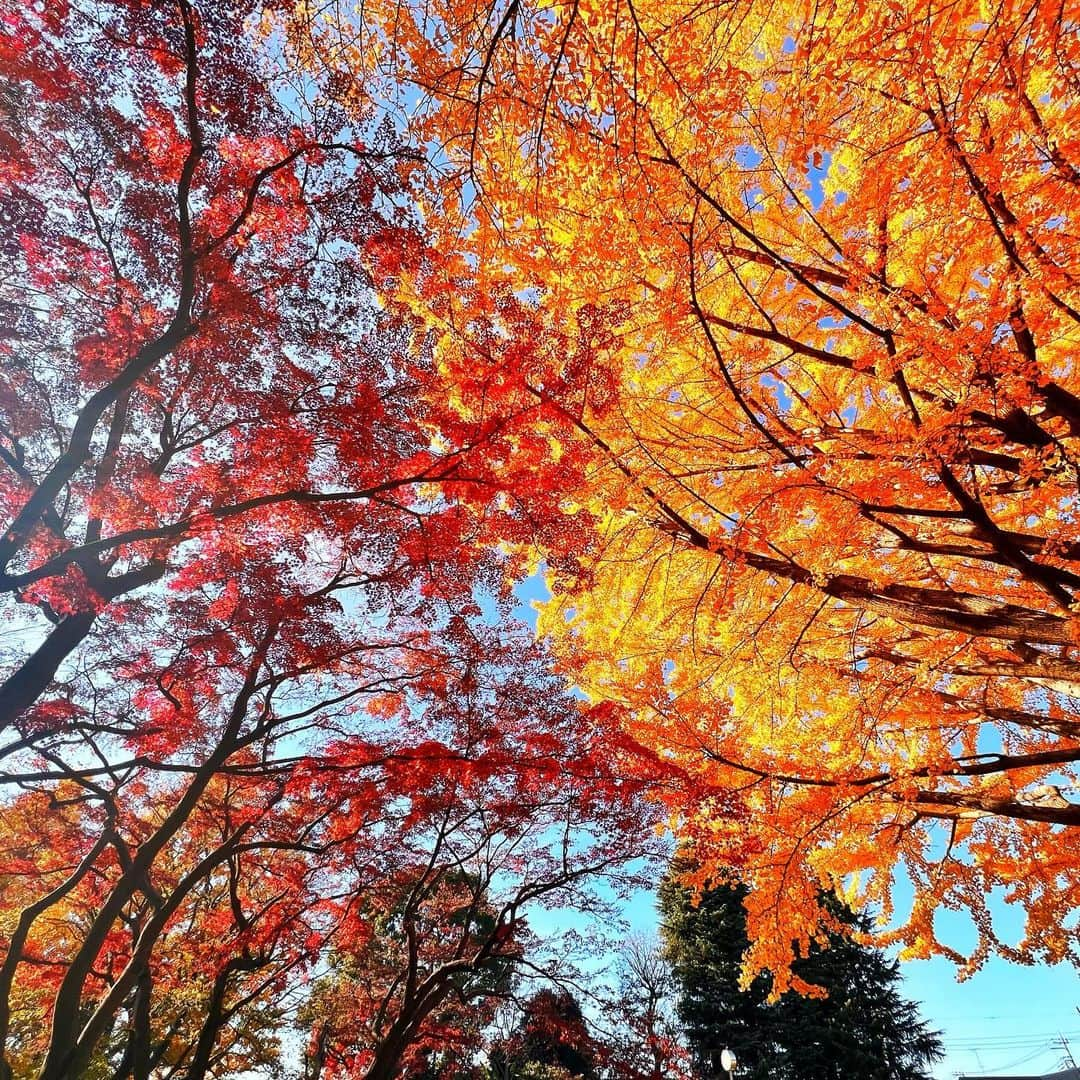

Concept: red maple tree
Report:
left=0, top=4, right=658, bottom=1077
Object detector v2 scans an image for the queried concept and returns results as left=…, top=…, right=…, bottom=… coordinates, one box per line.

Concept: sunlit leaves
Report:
left=321, top=0, right=1080, bottom=985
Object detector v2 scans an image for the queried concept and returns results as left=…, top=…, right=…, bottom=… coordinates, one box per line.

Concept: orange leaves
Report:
left=5, top=4, right=1080, bottom=1074
left=344, top=0, right=1080, bottom=988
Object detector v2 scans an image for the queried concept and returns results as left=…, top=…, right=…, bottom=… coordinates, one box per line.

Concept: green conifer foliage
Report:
left=659, top=872, right=944, bottom=1080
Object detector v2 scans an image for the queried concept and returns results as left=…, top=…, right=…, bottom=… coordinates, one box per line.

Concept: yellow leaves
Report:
left=289, top=0, right=1080, bottom=988
left=897, top=938, right=933, bottom=962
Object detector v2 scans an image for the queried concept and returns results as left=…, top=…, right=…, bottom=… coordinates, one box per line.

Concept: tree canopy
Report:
left=0, top=4, right=657, bottom=1077
left=292, top=0, right=1080, bottom=983
left=5, top=0, right=1080, bottom=1071
left=490, top=990, right=601, bottom=1080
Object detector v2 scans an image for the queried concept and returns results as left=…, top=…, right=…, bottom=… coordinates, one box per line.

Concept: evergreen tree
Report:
left=659, top=870, right=943, bottom=1080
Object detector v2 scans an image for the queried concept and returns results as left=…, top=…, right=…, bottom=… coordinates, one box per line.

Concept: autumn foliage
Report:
left=0, top=3, right=655, bottom=1077
left=295, top=0, right=1080, bottom=985
left=7, top=0, right=1080, bottom=1068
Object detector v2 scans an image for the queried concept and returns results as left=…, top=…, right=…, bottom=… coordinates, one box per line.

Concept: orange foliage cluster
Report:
left=5, top=1, right=1080, bottom=1073
left=297, top=0, right=1080, bottom=985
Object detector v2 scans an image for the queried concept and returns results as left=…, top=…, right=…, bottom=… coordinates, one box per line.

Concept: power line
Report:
left=989, top=1046, right=1063, bottom=1073
left=1056, top=1033, right=1078, bottom=1071
left=953, top=1048, right=1064, bottom=1080
left=943, top=1031, right=1080, bottom=1050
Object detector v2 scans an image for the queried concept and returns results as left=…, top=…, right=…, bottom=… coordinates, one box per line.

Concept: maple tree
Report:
left=301, top=864, right=511, bottom=1080
left=490, top=968, right=690, bottom=1080
left=294, top=670, right=657, bottom=1080
left=0, top=775, right=326, bottom=1078
left=294, top=0, right=1080, bottom=984
left=489, top=989, right=602, bottom=1080
left=0, top=3, right=659, bottom=1078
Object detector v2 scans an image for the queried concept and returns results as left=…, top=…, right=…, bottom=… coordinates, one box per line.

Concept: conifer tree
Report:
left=659, top=872, right=943, bottom=1080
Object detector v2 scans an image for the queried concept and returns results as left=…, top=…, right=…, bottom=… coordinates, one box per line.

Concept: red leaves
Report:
left=20, top=698, right=86, bottom=736
left=365, top=225, right=424, bottom=284
left=206, top=579, right=240, bottom=622
left=0, top=5, right=672, bottom=1076
left=74, top=308, right=145, bottom=383
left=140, top=102, right=186, bottom=180
left=21, top=565, right=103, bottom=617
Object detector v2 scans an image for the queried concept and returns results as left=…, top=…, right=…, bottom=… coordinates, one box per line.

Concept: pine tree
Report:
left=658, top=871, right=943, bottom=1080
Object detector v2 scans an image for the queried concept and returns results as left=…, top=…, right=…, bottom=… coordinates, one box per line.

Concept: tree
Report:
left=302, top=868, right=513, bottom=1080
left=1, top=1, right=444, bottom=1070
left=660, top=868, right=943, bottom=1080
left=0, top=4, right=660, bottom=1078
left=600, top=938, right=691, bottom=1080
left=293, top=665, right=661, bottom=1080
left=294, top=0, right=1080, bottom=980
left=490, top=990, right=602, bottom=1080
